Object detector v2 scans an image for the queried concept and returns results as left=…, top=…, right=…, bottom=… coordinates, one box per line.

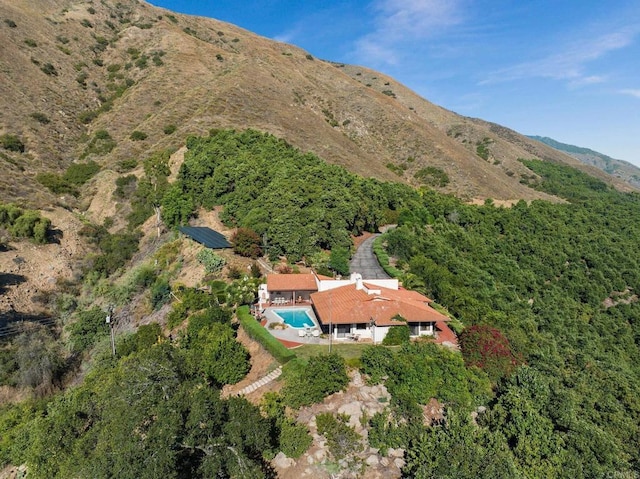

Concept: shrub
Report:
left=40, top=63, right=58, bottom=76
left=0, top=134, right=25, bottom=153
left=282, top=354, right=349, bottom=408
left=68, top=307, right=108, bottom=353
left=382, top=323, right=410, bottom=346
left=4, top=19, right=17, bottom=28
left=130, top=130, right=148, bottom=141
left=166, top=286, right=219, bottom=329
left=226, top=265, right=242, bottom=280
left=118, top=323, right=162, bottom=357
left=250, top=262, right=262, bottom=278
left=126, top=47, right=140, bottom=59
left=64, top=161, right=100, bottom=185
left=114, top=175, right=137, bottom=198
left=81, top=131, right=116, bottom=157
left=78, top=110, right=99, bottom=124
left=36, top=173, right=77, bottom=196
left=386, top=162, right=404, bottom=176
left=196, top=249, right=226, bottom=274
left=85, top=228, right=141, bottom=276
left=316, top=413, right=363, bottom=461
left=150, top=278, right=171, bottom=309
left=116, top=158, right=138, bottom=172
left=24, top=39, right=37, bottom=47
left=476, top=138, right=491, bottom=160
left=185, top=321, right=250, bottom=386
left=9, top=211, right=51, bottom=244
left=163, top=124, right=177, bottom=135
left=414, top=167, right=450, bottom=187
left=279, top=419, right=312, bottom=458
left=135, top=55, right=148, bottom=69
left=29, top=112, right=50, bottom=124
left=360, top=346, right=395, bottom=383
left=12, top=329, right=65, bottom=392
left=0, top=204, right=51, bottom=244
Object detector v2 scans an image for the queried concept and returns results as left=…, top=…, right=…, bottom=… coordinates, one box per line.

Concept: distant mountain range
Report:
left=528, top=136, right=640, bottom=188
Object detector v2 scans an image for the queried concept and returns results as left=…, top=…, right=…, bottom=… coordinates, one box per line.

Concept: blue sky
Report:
left=150, top=1, right=640, bottom=167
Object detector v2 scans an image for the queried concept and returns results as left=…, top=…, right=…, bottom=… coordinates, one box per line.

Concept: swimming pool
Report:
left=273, top=309, right=315, bottom=329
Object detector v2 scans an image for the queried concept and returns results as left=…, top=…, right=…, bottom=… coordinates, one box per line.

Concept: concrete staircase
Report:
left=232, top=366, right=282, bottom=396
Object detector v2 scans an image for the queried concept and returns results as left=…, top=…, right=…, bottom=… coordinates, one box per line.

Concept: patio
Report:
left=261, top=306, right=329, bottom=347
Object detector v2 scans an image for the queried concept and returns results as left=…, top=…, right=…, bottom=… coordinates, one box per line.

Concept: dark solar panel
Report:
left=178, top=226, right=231, bottom=249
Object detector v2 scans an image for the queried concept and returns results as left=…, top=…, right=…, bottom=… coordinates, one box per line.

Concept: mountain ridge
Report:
left=0, top=0, right=636, bottom=212
left=528, top=135, right=640, bottom=188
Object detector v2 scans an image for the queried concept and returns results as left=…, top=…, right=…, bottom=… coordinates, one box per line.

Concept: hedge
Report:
left=236, top=306, right=295, bottom=364
left=372, top=235, right=403, bottom=278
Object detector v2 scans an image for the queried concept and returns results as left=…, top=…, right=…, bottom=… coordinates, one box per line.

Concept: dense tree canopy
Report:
left=378, top=160, right=640, bottom=477
left=3, top=304, right=276, bottom=478
left=162, top=129, right=420, bottom=260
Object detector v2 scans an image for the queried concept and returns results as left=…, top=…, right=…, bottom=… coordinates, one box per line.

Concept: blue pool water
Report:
left=273, top=309, right=315, bottom=328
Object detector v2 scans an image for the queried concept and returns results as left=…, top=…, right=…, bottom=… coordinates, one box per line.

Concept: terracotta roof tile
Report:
left=311, top=284, right=449, bottom=326
left=316, top=273, right=334, bottom=280
left=266, top=274, right=318, bottom=291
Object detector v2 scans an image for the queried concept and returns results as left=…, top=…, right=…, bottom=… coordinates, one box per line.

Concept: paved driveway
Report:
left=349, top=234, right=390, bottom=279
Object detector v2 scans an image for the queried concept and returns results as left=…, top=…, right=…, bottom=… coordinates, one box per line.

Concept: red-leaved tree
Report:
left=459, top=324, right=523, bottom=383
left=231, top=227, right=262, bottom=259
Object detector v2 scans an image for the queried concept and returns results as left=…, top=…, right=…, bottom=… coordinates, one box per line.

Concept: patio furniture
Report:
left=312, top=329, right=320, bottom=337
left=298, top=329, right=307, bottom=338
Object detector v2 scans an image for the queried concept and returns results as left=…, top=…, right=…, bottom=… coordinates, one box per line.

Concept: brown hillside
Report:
left=0, top=0, right=634, bottom=210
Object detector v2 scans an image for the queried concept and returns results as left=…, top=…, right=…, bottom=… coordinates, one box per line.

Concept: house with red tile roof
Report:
left=260, top=272, right=454, bottom=344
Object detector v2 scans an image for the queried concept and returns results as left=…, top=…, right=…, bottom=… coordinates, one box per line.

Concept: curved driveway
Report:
left=349, top=234, right=390, bottom=279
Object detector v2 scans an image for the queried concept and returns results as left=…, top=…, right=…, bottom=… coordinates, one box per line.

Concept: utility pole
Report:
left=106, top=306, right=115, bottom=357
left=329, top=291, right=333, bottom=353
left=369, top=317, right=376, bottom=345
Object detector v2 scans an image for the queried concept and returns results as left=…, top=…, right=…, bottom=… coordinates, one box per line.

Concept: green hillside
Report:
left=529, top=135, right=640, bottom=187
left=2, top=131, right=640, bottom=478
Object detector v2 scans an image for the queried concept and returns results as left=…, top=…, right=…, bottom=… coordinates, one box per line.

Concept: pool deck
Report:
left=262, top=306, right=330, bottom=347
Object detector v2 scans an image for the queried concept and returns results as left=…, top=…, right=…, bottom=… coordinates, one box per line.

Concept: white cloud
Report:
left=373, top=0, right=464, bottom=39
left=353, top=0, right=465, bottom=66
left=481, top=26, right=639, bottom=85
left=568, top=75, right=607, bottom=88
left=619, top=89, right=640, bottom=98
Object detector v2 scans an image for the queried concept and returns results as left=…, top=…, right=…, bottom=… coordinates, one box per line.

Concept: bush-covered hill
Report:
left=378, top=160, right=640, bottom=477
left=2, top=126, right=640, bottom=477
left=162, top=129, right=420, bottom=260
left=529, top=135, right=640, bottom=188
